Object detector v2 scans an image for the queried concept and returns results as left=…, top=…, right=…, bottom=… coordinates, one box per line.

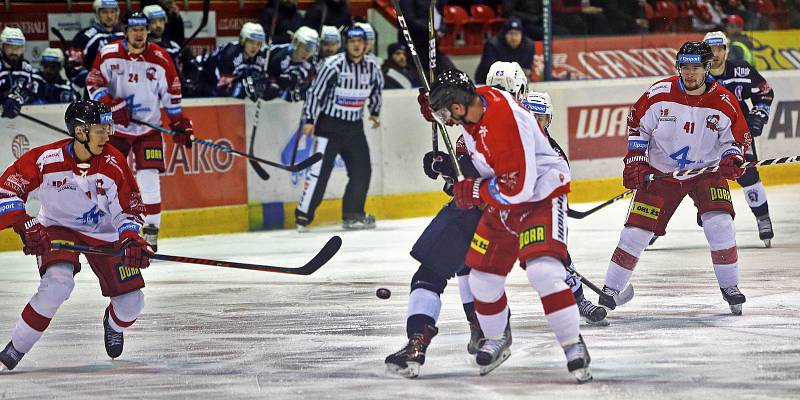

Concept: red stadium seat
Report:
left=470, top=4, right=506, bottom=40
left=676, top=0, right=695, bottom=32
left=443, top=5, right=482, bottom=48
left=757, top=0, right=789, bottom=29
left=649, top=0, right=679, bottom=33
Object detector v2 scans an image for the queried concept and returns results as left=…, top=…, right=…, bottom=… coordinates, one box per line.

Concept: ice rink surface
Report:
left=1, top=185, right=799, bottom=399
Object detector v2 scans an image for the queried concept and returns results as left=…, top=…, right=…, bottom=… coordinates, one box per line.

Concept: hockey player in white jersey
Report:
left=599, top=41, right=751, bottom=315
left=87, top=10, right=194, bottom=251
left=0, top=100, right=152, bottom=371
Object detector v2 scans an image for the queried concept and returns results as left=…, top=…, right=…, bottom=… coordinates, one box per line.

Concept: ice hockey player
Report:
left=0, top=100, right=152, bottom=371
left=418, top=69, right=592, bottom=382
left=0, top=27, right=35, bottom=118
left=266, top=26, right=319, bottom=102
left=32, top=48, right=79, bottom=105
left=68, top=0, right=125, bottom=88
left=143, top=4, right=181, bottom=66
left=319, top=25, right=342, bottom=61
left=485, top=61, right=528, bottom=101
left=704, top=31, right=775, bottom=247
left=87, top=10, right=194, bottom=252
left=599, top=41, right=751, bottom=316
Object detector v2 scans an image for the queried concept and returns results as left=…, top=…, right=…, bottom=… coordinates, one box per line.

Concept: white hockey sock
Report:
left=136, top=169, right=162, bottom=226
left=702, top=212, right=740, bottom=288
left=469, top=270, right=508, bottom=339
left=407, top=288, right=442, bottom=323
left=605, top=226, right=653, bottom=291
left=108, top=290, right=145, bottom=333
left=12, top=263, right=75, bottom=353
left=457, top=273, right=474, bottom=304
left=741, top=181, right=768, bottom=209
left=527, top=257, right=580, bottom=346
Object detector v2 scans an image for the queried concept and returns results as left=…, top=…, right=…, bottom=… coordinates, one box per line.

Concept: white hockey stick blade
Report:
left=614, top=284, right=635, bottom=307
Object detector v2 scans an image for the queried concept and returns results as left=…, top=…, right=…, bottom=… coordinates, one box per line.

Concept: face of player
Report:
left=505, top=30, right=522, bottom=49
left=679, top=64, right=707, bottom=92
left=440, top=97, right=483, bottom=125
left=243, top=39, right=262, bottom=58
left=76, top=123, right=112, bottom=157
left=321, top=41, right=340, bottom=58
left=2, top=44, right=23, bottom=67
left=535, top=113, right=551, bottom=130
left=126, top=26, right=148, bottom=51
left=710, top=45, right=727, bottom=69
left=391, top=49, right=406, bottom=68
left=41, top=62, right=61, bottom=81
left=346, top=37, right=366, bottom=60
left=293, top=43, right=316, bottom=62
left=97, top=8, right=119, bottom=29
left=148, top=17, right=166, bottom=40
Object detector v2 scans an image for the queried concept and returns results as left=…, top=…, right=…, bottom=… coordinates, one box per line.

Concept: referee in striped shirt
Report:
left=296, top=26, right=384, bottom=231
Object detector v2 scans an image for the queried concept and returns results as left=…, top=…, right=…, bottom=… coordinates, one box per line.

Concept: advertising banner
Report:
left=751, top=30, right=800, bottom=71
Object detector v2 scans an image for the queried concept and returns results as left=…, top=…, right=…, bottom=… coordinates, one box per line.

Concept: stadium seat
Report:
left=757, top=0, right=789, bottom=29
left=676, top=0, right=695, bottom=32
left=443, top=5, right=482, bottom=48
left=470, top=5, right=506, bottom=40
left=649, top=0, right=678, bottom=33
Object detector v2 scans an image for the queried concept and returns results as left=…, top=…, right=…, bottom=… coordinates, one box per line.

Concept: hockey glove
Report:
left=719, top=152, right=746, bottom=180
left=417, top=89, right=436, bottom=123
left=13, top=216, right=51, bottom=256
left=622, top=153, right=654, bottom=190
left=1, top=91, right=23, bottom=119
left=423, top=151, right=456, bottom=180
left=747, top=108, right=769, bottom=137
left=101, top=97, right=131, bottom=127
left=452, top=178, right=484, bottom=209
left=116, top=230, right=153, bottom=269
left=169, top=117, right=195, bottom=149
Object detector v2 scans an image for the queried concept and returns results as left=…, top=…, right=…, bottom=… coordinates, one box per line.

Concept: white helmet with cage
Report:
left=485, top=61, right=528, bottom=101
left=523, top=91, right=553, bottom=129
left=292, top=26, right=319, bottom=52
left=0, top=27, right=26, bottom=47
left=703, top=31, right=729, bottom=47
left=240, top=22, right=266, bottom=45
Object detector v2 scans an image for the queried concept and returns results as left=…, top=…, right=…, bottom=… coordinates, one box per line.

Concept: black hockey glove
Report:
left=747, top=108, right=769, bottom=137
left=423, top=151, right=456, bottom=180
left=2, top=90, right=24, bottom=119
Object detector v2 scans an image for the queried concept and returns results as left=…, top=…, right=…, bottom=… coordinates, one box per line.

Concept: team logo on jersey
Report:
left=104, top=154, right=124, bottom=175
left=706, top=114, right=720, bottom=131
left=471, top=233, right=490, bottom=255
left=519, top=225, right=546, bottom=249
left=3, top=173, right=29, bottom=194
left=77, top=204, right=106, bottom=226
left=734, top=67, right=750, bottom=78
left=747, top=189, right=759, bottom=203
left=144, top=148, right=163, bottom=161
left=95, top=179, right=106, bottom=196
left=658, top=108, right=676, bottom=122
left=709, top=187, right=732, bottom=203
left=631, top=201, right=660, bottom=220
left=52, top=177, right=78, bottom=192
left=116, top=265, right=141, bottom=282
left=146, top=67, right=157, bottom=81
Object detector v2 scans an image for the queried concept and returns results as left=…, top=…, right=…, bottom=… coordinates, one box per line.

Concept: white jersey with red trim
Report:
left=0, top=139, right=145, bottom=243
left=86, top=40, right=183, bottom=137
left=459, top=86, right=570, bottom=207
left=627, top=76, right=751, bottom=178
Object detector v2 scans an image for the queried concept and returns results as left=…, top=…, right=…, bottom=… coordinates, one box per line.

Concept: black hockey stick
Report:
left=644, top=155, right=800, bottom=182
left=565, top=263, right=634, bottom=308
left=19, top=112, right=71, bottom=137
left=567, top=189, right=634, bottom=219
left=390, top=0, right=461, bottom=178
left=133, top=119, right=323, bottom=172
left=52, top=235, right=342, bottom=276
left=177, top=0, right=211, bottom=55
left=427, top=0, right=439, bottom=153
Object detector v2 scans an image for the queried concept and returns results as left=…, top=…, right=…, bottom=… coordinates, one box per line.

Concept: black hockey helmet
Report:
left=428, top=69, right=477, bottom=123
left=675, top=41, right=713, bottom=71
left=64, top=99, right=113, bottom=137
left=123, top=10, right=148, bottom=31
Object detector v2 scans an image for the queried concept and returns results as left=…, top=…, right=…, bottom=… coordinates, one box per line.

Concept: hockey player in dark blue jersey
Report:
left=68, top=0, right=124, bottom=88
left=143, top=4, right=181, bottom=67
left=31, top=48, right=79, bottom=105
left=0, top=27, right=35, bottom=119
left=266, top=26, right=319, bottom=102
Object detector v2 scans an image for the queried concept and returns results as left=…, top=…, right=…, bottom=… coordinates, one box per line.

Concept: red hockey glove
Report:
left=719, top=152, right=746, bottom=180
left=115, top=230, right=153, bottom=269
left=100, top=96, right=130, bottom=127
left=453, top=178, right=484, bottom=209
left=622, top=153, right=653, bottom=190
left=417, top=89, right=436, bottom=123
left=169, top=117, right=195, bottom=149
left=13, top=216, right=51, bottom=256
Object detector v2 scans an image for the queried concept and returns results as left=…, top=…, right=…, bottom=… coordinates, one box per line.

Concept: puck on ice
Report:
left=376, top=288, right=391, bottom=299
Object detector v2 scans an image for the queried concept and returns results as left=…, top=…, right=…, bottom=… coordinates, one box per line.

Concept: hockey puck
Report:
left=376, top=288, right=391, bottom=299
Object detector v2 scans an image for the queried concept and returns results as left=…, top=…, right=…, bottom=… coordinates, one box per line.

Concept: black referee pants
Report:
left=295, top=114, right=372, bottom=225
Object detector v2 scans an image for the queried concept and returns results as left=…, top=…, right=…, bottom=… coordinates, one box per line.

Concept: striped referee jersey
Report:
left=303, top=52, right=384, bottom=123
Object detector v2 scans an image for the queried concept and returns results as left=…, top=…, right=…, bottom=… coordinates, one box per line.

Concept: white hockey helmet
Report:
left=0, top=27, right=25, bottom=47
left=41, top=47, right=64, bottom=64
left=292, top=26, right=319, bottom=51
left=93, top=0, right=119, bottom=11
left=321, top=25, right=341, bottom=43
left=486, top=61, right=528, bottom=101
left=523, top=91, right=552, bottom=115
left=142, top=4, right=168, bottom=21
left=354, top=22, right=375, bottom=40
left=703, top=31, right=729, bottom=47
left=240, top=22, right=266, bottom=45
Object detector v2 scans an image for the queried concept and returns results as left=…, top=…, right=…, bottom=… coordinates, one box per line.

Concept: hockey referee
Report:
left=296, top=25, right=384, bottom=231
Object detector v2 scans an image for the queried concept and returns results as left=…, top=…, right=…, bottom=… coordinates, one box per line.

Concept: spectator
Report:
left=259, top=0, right=303, bottom=45
left=143, top=5, right=181, bottom=64
left=266, top=26, right=319, bottom=102
left=32, top=48, right=79, bottom=105
left=396, top=0, right=455, bottom=84
left=692, top=0, right=725, bottom=31
left=140, top=0, right=184, bottom=46
left=503, top=0, right=545, bottom=39
left=553, top=0, right=611, bottom=36
left=69, top=0, right=124, bottom=88
left=790, top=0, right=800, bottom=28
left=724, top=15, right=755, bottom=65
left=0, top=27, right=34, bottom=118
left=319, top=25, right=342, bottom=61
left=382, top=42, right=420, bottom=89
left=302, top=0, right=353, bottom=32
left=474, top=18, right=534, bottom=84
left=597, top=0, right=648, bottom=34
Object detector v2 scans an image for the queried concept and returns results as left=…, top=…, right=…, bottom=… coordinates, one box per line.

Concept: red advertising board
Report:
left=567, top=103, right=632, bottom=160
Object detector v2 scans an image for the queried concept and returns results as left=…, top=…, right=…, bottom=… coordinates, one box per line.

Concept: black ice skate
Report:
left=720, top=286, right=746, bottom=315
left=577, top=294, right=609, bottom=326
left=343, top=214, right=376, bottom=230
left=757, top=215, right=774, bottom=248
left=385, top=325, right=438, bottom=378
left=563, top=335, right=592, bottom=383
left=467, top=319, right=485, bottom=355
left=476, top=321, right=512, bottom=376
left=598, top=285, right=620, bottom=310
left=103, top=309, right=124, bottom=359
left=142, top=224, right=159, bottom=252
left=0, top=341, right=25, bottom=371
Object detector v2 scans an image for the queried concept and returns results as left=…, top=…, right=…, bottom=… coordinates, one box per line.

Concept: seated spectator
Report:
left=259, top=0, right=303, bottom=45
left=267, top=26, right=319, bottom=102
left=503, top=0, right=545, bottom=39
left=143, top=5, right=181, bottom=64
left=382, top=42, right=420, bottom=89
left=302, top=0, right=353, bottom=32
left=0, top=27, right=34, bottom=118
left=32, top=48, right=79, bottom=105
left=724, top=15, right=755, bottom=65
left=790, top=0, right=800, bottom=28
left=474, top=18, right=534, bottom=84
left=319, top=25, right=342, bottom=61
left=692, top=0, right=725, bottom=31
left=553, top=0, right=611, bottom=36
left=596, top=0, right=648, bottom=34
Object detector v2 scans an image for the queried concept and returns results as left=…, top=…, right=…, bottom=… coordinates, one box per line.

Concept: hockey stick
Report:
left=19, top=112, right=71, bottom=137
left=427, top=0, right=439, bottom=153
left=133, top=119, right=323, bottom=172
left=390, top=0, right=461, bottom=179
left=565, top=263, right=635, bottom=308
left=644, top=155, right=800, bottom=182
left=567, top=189, right=634, bottom=219
left=177, top=0, right=211, bottom=55
left=52, top=235, right=342, bottom=276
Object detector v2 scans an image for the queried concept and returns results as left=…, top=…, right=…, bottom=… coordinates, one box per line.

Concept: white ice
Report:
left=1, top=185, right=799, bottom=399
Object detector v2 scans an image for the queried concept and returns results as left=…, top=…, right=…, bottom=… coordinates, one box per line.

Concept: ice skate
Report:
left=476, top=322, right=511, bottom=376
left=385, top=325, right=438, bottom=378
left=757, top=215, right=773, bottom=248
left=564, top=335, right=592, bottom=383
left=577, top=294, right=609, bottom=326
left=142, top=224, right=159, bottom=252
left=296, top=224, right=309, bottom=233
left=0, top=341, right=24, bottom=371
left=343, top=214, right=376, bottom=230
left=103, top=308, right=124, bottom=359
left=649, top=235, right=659, bottom=246
left=598, top=285, right=620, bottom=310
left=720, top=286, right=746, bottom=315
left=467, top=319, right=485, bottom=355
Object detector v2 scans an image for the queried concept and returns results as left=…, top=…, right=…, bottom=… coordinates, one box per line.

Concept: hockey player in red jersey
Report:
left=87, top=10, right=194, bottom=251
left=599, top=41, right=751, bottom=316
left=0, top=100, right=153, bottom=371
left=421, top=69, right=591, bottom=382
